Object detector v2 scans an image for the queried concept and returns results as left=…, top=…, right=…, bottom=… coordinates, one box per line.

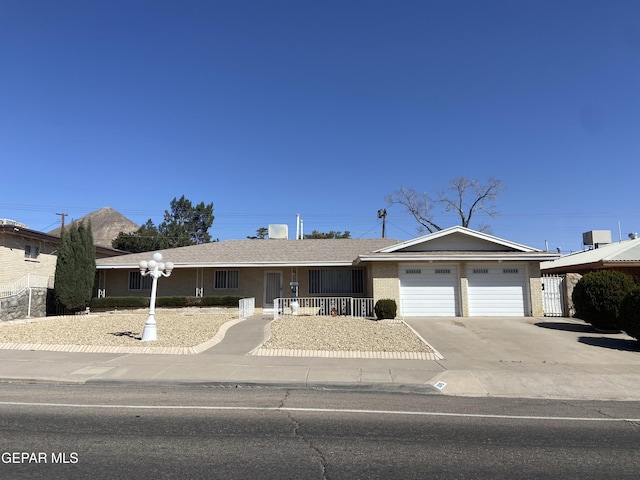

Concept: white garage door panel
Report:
left=399, top=265, right=458, bottom=317
left=467, top=266, right=527, bottom=316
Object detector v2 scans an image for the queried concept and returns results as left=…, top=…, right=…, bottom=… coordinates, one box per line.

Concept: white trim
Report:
left=358, top=253, right=558, bottom=263
left=96, top=261, right=356, bottom=270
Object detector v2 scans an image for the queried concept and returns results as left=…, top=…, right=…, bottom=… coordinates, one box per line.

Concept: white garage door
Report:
left=467, top=264, right=527, bottom=316
left=399, top=264, right=458, bottom=316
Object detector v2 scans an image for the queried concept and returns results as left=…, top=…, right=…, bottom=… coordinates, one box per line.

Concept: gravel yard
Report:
left=0, top=309, right=234, bottom=348
left=262, top=315, right=433, bottom=352
left=0, top=309, right=433, bottom=353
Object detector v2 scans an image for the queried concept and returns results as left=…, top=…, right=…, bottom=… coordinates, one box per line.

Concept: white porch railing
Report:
left=0, top=274, right=53, bottom=299
left=239, top=297, right=255, bottom=318
left=274, top=297, right=374, bottom=320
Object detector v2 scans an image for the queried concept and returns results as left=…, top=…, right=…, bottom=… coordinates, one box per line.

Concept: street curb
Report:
left=82, top=378, right=444, bottom=395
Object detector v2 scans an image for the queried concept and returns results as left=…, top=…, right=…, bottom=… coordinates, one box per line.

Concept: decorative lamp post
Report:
left=138, top=252, right=174, bottom=342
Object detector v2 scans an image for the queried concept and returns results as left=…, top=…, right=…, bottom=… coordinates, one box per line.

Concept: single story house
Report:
left=95, top=226, right=559, bottom=317
left=541, top=236, right=640, bottom=283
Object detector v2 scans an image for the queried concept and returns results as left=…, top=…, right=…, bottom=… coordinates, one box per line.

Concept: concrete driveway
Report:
left=404, top=316, right=640, bottom=400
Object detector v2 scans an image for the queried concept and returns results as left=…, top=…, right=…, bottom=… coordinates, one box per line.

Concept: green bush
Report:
left=619, top=287, right=640, bottom=341
left=90, top=295, right=245, bottom=310
left=374, top=299, right=397, bottom=320
left=201, top=295, right=243, bottom=307
left=572, top=270, right=636, bottom=331
left=155, top=296, right=188, bottom=307
left=90, top=297, right=149, bottom=310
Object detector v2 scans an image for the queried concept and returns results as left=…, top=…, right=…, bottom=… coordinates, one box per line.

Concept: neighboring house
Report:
left=1, top=221, right=59, bottom=286
left=95, top=226, right=559, bottom=317
left=0, top=221, right=124, bottom=320
left=540, top=236, right=640, bottom=317
left=1, top=222, right=124, bottom=285
left=540, top=236, right=640, bottom=282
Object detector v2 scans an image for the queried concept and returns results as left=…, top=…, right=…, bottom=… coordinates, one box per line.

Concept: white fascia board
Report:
left=358, top=253, right=560, bottom=262
left=96, top=261, right=355, bottom=269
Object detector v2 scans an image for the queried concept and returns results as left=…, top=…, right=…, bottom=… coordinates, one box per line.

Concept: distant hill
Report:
left=49, top=207, right=139, bottom=248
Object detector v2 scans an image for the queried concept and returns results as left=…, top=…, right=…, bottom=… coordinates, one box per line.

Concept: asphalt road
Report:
left=1, top=384, right=639, bottom=479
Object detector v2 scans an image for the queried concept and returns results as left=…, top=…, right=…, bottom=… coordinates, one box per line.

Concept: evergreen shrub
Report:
left=374, top=299, right=397, bottom=320
left=90, top=295, right=244, bottom=310
left=572, top=270, right=635, bottom=331
left=619, top=287, right=640, bottom=341
left=90, top=297, right=149, bottom=310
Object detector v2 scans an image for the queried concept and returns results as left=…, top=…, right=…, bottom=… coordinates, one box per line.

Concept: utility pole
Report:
left=56, top=212, right=68, bottom=234
left=377, top=209, right=387, bottom=238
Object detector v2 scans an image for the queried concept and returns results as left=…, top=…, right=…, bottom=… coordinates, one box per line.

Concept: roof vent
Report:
left=582, top=230, right=612, bottom=249
left=268, top=224, right=288, bottom=240
left=629, top=232, right=638, bottom=240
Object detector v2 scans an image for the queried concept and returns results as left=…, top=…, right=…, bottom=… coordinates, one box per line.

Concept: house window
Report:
left=214, top=270, right=239, bottom=289
left=128, top=272, right=152, bottom=290
left=24, top=245, right=40, bottom=259
left=308, top=269, right=364, bottom=294
left=503, top=268, right=519, bottom=274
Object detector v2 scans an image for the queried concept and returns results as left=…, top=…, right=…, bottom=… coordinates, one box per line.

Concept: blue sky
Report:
left=1, top=0, right=639, bottom=253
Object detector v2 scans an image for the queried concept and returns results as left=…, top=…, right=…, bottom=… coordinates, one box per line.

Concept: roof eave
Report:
left=96, top=260, right=356, bottom=269
left=359, top=253, right=560, bottom=262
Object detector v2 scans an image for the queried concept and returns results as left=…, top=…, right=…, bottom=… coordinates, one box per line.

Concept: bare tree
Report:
left=384, top=187, right=442, bottom=233
left=386, top=178, right=504, bottom=234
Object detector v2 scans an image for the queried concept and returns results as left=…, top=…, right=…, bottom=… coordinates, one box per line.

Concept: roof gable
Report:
left=377, top=226, right=539, bottom=253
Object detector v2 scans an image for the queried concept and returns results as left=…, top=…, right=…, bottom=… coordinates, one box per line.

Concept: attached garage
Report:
left=399, top=263, right=459, bottom=316
left=467, top=264, right=528, bottom=316
left=359, top=226, right=560, bottom=317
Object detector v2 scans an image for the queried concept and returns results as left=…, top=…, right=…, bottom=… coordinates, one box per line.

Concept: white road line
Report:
left=0, top=401, right=638, bottom=423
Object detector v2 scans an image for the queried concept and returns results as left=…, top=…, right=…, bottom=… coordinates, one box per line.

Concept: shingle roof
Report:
left=95, top=238, right=401, bottom=268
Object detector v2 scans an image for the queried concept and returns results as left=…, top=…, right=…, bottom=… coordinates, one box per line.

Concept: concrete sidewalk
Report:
left=0, top=314, right=639, bottom=401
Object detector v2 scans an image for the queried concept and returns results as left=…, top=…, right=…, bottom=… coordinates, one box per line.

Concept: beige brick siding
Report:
left=369, top=260, right=544, bottom=318
left=0, top=234, right=57, bottom=284
left=459, top=262, right=469, bottom=316
left=100, top=265, right=376, bottom=308
left=528, top=262, right=544, bottom=316
left=99, top=260, right=546, bottom=317
left=371, top=263, right=399, bottom=305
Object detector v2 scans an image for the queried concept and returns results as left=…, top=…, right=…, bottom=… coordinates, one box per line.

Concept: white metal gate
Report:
left=542, top=275, right=565, bottom=317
